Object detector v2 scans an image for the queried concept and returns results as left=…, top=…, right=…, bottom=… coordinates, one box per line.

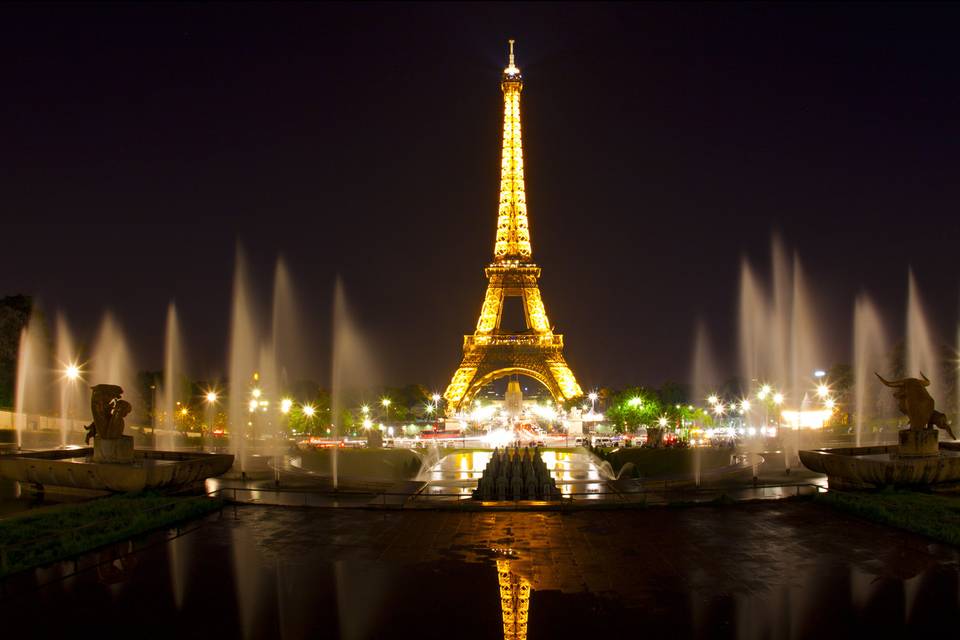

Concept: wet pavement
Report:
left=2, top=500, right=959, bottom=639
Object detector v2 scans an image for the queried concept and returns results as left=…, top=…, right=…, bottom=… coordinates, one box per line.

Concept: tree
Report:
left=0, top=295, right=32, bottom=408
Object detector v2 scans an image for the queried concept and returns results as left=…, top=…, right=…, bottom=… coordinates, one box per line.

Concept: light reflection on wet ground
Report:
left=423, top=450, right=607, bottom=498
left=1, top=501, right=959, bottom=638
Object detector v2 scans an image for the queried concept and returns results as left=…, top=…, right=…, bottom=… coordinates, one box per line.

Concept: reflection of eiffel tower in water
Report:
left=443, top=40, right=583, bottom=415
left=497, top=559, right=531, bottom=640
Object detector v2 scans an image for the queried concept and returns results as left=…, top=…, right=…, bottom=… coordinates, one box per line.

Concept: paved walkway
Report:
left=2, top=500, right=958, bottom=638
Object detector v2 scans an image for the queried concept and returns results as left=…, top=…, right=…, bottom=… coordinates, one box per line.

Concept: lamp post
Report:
left=381, top=398, right=391, bottom=425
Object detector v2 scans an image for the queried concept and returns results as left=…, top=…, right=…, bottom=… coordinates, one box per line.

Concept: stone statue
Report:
left=876, top=372, right=956, bottom=438
left=83, top=384, right=136, bottom=463
left=84, top=384, right=125, bottom=444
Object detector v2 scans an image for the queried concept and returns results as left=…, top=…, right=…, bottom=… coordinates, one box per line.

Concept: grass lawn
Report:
left=599, top=447, right=734, bottom=478
left=0, top=492, right=222, bottom=578
left=816, top=489, right=960, bottom=547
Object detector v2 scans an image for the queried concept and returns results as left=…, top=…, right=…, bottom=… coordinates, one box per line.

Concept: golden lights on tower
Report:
left=442, top=40, right=583, bottom=413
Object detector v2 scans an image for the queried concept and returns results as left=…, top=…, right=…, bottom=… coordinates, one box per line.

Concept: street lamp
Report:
left=816, top=383, right=829, bottom=400
left=205, top=390, right=218, bottom=404
left=280, top=398, right=293, bottom=414
left=65, top=363, right=81, bottom=381
left=381, top=398, right=391, bottom=422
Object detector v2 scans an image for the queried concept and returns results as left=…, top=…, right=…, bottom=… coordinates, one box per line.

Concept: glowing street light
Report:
left=658, top=416, right=668, bottom=428
left=303, top=404, right=316, bottom=418
left=362, top=418, right=373, bottom=430
left=205, top=390, right=218, bottom=404
left=251, top=388, right=262, bottom=399
left=707, top=395, right=719, bottom=406
left=824, top=398, right=836, bottom=410
left=740, top=399, right=751, bottom=412
left=425, top=404, right=435, bottom=415
left=280, top=398, right=293, bottom=414
left=180, top=407, right=189, bottom=417
left=627, top=397, right=643, bottom=408
left=772, top=392, right=784, bottom=406
left=65, top=363, right=81, bottom=381
left=361, top=405, right=369, bottom=415
left=757, top=384, right=771, bottom=400
left=381, top=398, right=391, bottom=422
left=816, top=384, right=829, bottom=400
left=248, top=399, right=258, bottom=413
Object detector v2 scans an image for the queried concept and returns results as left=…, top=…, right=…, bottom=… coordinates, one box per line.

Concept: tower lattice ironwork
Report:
left=443, top=40, right=583, bottom=415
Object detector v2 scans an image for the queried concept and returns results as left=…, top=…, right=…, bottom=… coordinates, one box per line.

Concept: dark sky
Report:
left=2, top=2, right=960, bottom=391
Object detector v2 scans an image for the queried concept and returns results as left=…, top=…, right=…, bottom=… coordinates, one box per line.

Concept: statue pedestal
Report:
left=897, top=429, right=939, bottom=458
left=93, top=436, right=135, bottom=464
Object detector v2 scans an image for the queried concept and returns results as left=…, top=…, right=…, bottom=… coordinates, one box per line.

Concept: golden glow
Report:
left=740, top=399, right=751, bottom=411
left=251, top=388, right=262, bottom=399
left=205, top=390, right=218, bottom=404
left=494, top=45, right=531, bottom=262
left=825, top=398, right=836, bottom=410
left=442, top=40, right=583, bottom=414
left=816, top=383, right=829, bottom=399
left=707, top=395, right=719, bottom=406
left=781, top=408, right=832, bottom=429
left=180, top=407, right=189, bottom=416
left=497, top=558, right=530, bottom=640
left=280, top=398, right=293, bottom=414
left=248, top=399, right=258, bottom=413
left=773, top=392, right=784, bottom=405
left=658, top=416, right=668, bottom=428
left=65, top=363, right=81, bottom=381
left=381, top=398, right=391, bottom=408
left=303, top=404, right=316, bottom=418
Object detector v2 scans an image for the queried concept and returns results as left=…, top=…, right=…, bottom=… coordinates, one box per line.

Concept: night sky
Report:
left=3, top=3, right=960, bottom=391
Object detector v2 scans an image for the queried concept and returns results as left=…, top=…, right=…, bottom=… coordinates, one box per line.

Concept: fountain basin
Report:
left=0, top=447, right=234, bottom=493
left=799, top=441, right=960, bottom=490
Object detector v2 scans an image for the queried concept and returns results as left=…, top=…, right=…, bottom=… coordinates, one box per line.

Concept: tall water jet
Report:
left=789, top=254, right=823, bottom=409
left=691, top=320, right=718, bottom=405
left=853, top=294, right=888, bottom=446
left=90, top=312, right=135, bottom=403
left=330, top=277, right=378, bottom=489
left=265, top=258, right=303, bottom=484
left=14, top=312, right=52, bottom=449
left=156, top=302, right=184, bottom=451
left=738, top=258, right=768, bottom=387
left=227, top=248, right=258, bottom=475
left=770, top=236, right=791, bottom=390
left=905, top=270, right=940, bottom=398
left=54, top=312, right=84, bottom=447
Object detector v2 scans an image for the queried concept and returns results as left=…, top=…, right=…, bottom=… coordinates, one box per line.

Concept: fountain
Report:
left=55, top=312, right=85, bottom=447
left=852, top=294, right=889, bottom=446
left=330, top=276, right=379, bottom=489
left=738, top=238, right=823, bottom=403
left=155, top=302, right=184, bottom=452
left=227, top=247, right=258, bottom=475
left=0, top=384, right=233, bottom=492
left=14, top=317, right=50, bottom=449
left=800, top=374, right=960, bottom=489
left=906, top=270, right=941, bottom=399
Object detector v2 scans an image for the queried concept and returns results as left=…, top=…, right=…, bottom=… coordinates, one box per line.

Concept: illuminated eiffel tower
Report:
left=443, top=40, right=583, bottom=415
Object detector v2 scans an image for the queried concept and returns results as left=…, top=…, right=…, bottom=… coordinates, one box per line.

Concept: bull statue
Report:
left=876, top=372, right=957, bottom=440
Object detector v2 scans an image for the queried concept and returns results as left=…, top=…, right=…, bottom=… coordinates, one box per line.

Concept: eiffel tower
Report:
left=443, top=40, right=583, bottom=415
